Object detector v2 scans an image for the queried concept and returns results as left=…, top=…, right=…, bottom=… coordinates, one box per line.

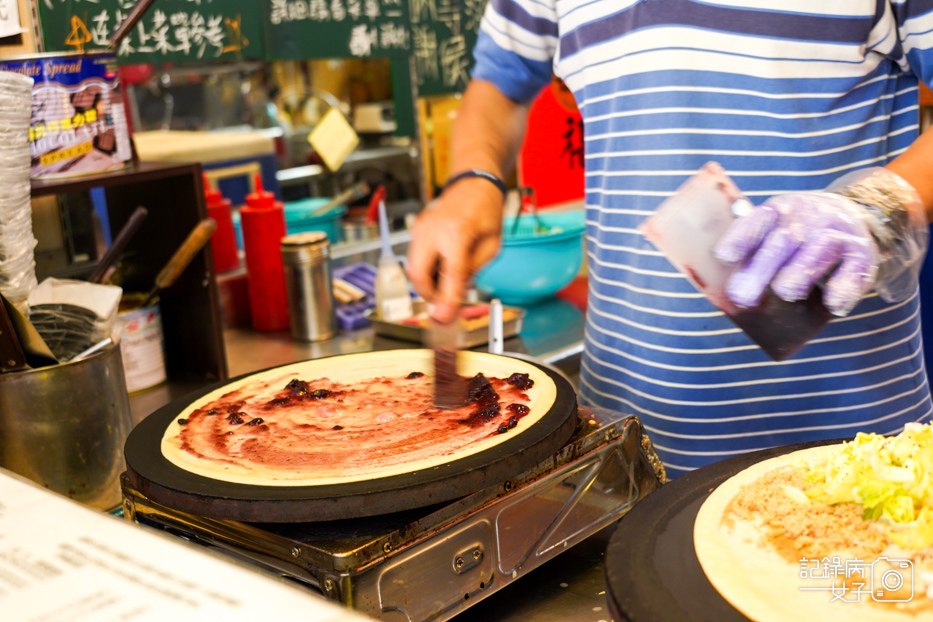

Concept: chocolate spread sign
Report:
left=0, top=54, right=132, bottom=178
left=161, top=350, right=557, bottom=486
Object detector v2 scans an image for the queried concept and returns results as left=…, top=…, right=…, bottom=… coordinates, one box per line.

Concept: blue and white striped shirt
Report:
left=473, top=0, right=933, bottom=476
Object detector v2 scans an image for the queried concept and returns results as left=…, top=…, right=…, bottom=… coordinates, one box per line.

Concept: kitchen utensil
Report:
left=280, top=231, right=336, bottom=342
left=639, top=164, right=832, bottom=361
left=368, top=300, right=525, bottom=347
left=88, top=206, right=148, bottom=283
left=374, top=200, right=413, bottom=322
left=0, top=294, right=26, bottom=371
left=123, top=350, right=578, bottom=522
left=510, top=187, right=548, bottom=236
left=0, top=342, right=132, bottom=510
left=140, top=219, right=217, bottom=309
left=475, top=211, right=586, bottom=304
left=27, top=278, right=122, bottom=362
left=489, top=299, right=504, bottom=355
left=67, top=337, right=112, bottom=363
left=429, top=316, right=464, bottom=409
left=107, top=0, right=158, bottom=49
left=310, top=181, right=371, bottom=217
left=366, top=184, right=387, bottom=224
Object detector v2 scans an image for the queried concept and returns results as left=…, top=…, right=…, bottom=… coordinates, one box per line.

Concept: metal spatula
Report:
left=429, top=316, right=465, bottom=409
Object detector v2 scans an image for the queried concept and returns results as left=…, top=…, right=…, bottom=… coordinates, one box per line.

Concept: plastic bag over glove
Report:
left=714, top=168, right=928, bottom=317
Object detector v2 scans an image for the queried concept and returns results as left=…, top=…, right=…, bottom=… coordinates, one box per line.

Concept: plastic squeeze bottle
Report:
left=240, top=174, right=290, bottom=331
left=375, top=200, right=413, bottom=322
left=203, top=174, right=239, bottom=274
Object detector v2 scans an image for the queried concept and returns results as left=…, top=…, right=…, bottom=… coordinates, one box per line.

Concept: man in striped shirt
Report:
left=407, top=1, right=933, bottom=477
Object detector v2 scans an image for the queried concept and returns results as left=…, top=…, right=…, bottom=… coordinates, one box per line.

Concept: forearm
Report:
left=885, top=128, right=933, bottom=221
left=448, top=79, right=531, bottom=182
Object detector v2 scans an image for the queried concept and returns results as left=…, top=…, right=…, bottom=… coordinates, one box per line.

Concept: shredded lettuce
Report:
left=804, top=423, right=933, bottom=548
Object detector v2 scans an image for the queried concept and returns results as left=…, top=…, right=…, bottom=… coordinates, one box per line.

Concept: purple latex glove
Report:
left=714, top=192, right=878, bottom=316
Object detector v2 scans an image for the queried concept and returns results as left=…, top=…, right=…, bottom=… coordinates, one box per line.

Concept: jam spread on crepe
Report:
left=173, top=371, right=535, bottom=477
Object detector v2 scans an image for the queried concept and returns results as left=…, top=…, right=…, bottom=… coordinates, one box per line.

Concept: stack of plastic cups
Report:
left=0, top=71, right=36, bottom=311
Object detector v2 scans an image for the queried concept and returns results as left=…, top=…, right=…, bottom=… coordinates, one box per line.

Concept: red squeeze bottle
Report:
left=203, top=174, right=239, bottom=274
left=240, top=174, right=290, bottom=331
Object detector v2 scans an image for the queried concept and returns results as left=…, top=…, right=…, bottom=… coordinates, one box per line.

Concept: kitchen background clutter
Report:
left=0, top=2, right=929, bottom=621
left=0, top=0, right=926, bottom=483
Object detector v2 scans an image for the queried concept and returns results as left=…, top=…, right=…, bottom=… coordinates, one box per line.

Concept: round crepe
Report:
left=161, top=349, right=557, bottom=487
left=694, top=446, right=931, bottom=622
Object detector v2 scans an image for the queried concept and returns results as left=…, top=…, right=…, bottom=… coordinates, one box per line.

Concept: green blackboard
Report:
left=39, top=0, right=264, bottom=63
left=260, top=0, right=484, bottom=95
left=260, top=0, right=415, bottom=134
left=409, top=0, right=484, bottom=96
left=261, top=0, right=410, bottom=62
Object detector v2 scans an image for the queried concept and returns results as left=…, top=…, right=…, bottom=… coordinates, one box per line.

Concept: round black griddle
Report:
left=605, top=439, right=842, bottom=622
left=124, top=353, right=578, bottom=522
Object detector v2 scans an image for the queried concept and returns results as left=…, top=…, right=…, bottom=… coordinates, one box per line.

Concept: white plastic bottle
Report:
left=375, top=201, right=413, bottom=322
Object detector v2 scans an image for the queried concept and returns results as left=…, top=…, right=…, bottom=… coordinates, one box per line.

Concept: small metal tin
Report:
left=281, top=231, right=336, bottom=342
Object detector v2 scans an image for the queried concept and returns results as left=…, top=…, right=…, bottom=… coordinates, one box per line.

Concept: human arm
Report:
left=406, top=79, right=531, bottom=323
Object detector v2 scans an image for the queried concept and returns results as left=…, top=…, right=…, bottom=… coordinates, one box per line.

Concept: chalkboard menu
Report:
left=261, top=0, right=482, bottom=96
left=261, top=0, right=409, bottom=61
left=39, top=0, right=264, bottom=63
left=260, top=0, right=416, bottom=134
left=409, top=0, right=484, bottom=96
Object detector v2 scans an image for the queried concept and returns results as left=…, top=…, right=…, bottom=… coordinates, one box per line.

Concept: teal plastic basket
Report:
left=233, top=198, right=347, bottom=247
left=475, top=210, right=586, bottom=305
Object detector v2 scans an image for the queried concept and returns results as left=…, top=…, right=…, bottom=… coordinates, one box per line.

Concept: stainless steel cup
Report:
left=0, top=342, right=132, bottom=510
left=281, top=231, right=337, bottom=342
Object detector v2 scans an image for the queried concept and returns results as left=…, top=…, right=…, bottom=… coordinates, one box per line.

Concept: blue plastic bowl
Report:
left=233, top=198, right=348, bottom=247
left=475, top=211, right=586, bottom=305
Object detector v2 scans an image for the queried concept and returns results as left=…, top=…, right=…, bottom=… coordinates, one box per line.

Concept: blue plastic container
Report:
left=475, top=211, right=586, bottom=305
left=283, top=198, right=347, bottom=243
left=234, top=198, right=347, bottom=247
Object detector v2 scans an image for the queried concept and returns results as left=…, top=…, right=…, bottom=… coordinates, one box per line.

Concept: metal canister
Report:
left=0, top=342, right=132, bottom=510
left=281, top=231, right=336, bottom=342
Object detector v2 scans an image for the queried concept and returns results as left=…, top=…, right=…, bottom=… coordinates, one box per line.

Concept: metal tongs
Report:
left=510, top=187, right=548, bottom=236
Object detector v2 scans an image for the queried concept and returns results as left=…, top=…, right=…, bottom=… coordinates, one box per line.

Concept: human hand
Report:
left=406, top=178, right=505, bottom=323
left=714, top=192, right=877, bottom=316
left=714, top=168, right=927, bottom=317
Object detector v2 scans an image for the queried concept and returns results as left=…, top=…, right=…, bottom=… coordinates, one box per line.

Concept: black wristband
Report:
left=442, top=169, right=508, bottom=198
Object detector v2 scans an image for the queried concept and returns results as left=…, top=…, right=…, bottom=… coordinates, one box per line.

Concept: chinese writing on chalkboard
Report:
left=42, top=0, right=251, bottom=60
left=411, top=0, right=484, bottom=92
left=267, top=0, right=409, bottom=57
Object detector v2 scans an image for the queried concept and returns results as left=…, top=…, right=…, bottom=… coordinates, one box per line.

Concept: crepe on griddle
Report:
left=161, top=349, right=557, bottom=487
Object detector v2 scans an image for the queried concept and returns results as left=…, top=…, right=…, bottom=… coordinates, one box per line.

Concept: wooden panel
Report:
left=0, top=0, right=40, bottom=58
left=32, top=161, right=228, bottom=384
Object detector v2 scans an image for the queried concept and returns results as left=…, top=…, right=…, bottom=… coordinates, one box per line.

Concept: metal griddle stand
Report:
left=121, top=407, right=664, bottom=622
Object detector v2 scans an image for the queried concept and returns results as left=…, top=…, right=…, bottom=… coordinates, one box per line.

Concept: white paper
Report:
left=0, top=469, right=373, bottom=621
left=0, top=0, right=23, bottom=39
